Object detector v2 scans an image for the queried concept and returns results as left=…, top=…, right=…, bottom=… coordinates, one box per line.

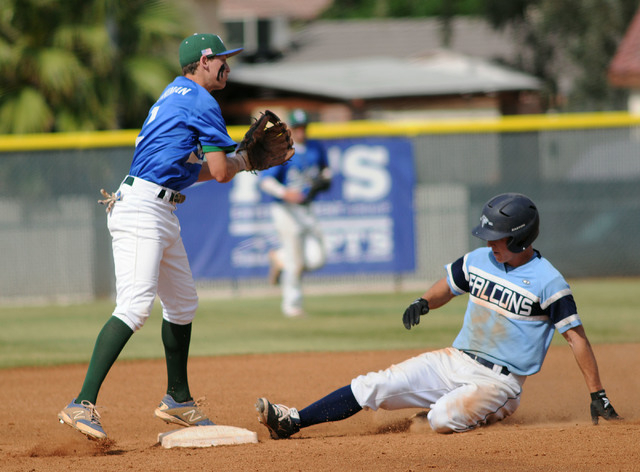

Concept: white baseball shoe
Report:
left=154, top=394, right=215, bottom=427
left=58, top=398, right=107, bottom=440
left=283, top=307, right=306, bottom=318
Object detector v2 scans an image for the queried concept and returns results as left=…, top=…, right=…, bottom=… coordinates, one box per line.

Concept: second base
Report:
left=158, top=425, right=258, bottom=448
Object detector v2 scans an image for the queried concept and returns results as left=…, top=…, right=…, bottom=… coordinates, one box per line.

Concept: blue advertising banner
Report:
left=179, top=137, right=416, bottom=279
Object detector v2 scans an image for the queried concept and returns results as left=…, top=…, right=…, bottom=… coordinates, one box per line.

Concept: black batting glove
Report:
left=590, top=389, right=621, bottom=425
left=402, top=298, right=429, bottom=330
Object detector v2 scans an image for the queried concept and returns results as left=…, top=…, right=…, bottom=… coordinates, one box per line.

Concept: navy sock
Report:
left=299, top=385, right=362, bottom=428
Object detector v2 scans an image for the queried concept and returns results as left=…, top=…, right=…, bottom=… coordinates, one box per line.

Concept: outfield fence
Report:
left=1, top=112, right=639, bottom=304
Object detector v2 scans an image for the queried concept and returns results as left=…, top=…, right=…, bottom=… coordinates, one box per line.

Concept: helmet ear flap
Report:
left=506, top=210, right=539, bottom=253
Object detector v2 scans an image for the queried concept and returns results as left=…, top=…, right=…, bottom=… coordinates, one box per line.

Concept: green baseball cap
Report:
left=289, top=109, right=309, bottom=127
left=179, top=33, right=243, bottom=67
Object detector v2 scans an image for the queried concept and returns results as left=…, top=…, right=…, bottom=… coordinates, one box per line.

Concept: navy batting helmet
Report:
left=472, top=193, right=539, bottom=253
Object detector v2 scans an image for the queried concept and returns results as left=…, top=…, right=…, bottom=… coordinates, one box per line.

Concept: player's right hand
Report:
left=283, top=189, right=305, bottom=204
left=402, top=298, right=429, bottom=330
left=590, top=390, right=621, bottom=424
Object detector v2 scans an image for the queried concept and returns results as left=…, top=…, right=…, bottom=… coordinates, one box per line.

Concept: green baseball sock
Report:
left=162, top=319, right=192, bottom=403
left=77, top=316, right=133, bottom=405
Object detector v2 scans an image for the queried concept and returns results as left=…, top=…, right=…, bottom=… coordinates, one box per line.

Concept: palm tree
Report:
left=0, top=0, right=188, bottom=133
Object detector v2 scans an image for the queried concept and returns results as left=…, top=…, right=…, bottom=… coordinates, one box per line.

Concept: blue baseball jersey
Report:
left=130, top=76, right=237, bottom=191
left=446, top=247, right=581, bottom=376
left=259, top=140, right=328, bottom=202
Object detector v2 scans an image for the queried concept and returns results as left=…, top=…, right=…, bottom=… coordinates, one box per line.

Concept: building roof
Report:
left=230, top=51, right=541, bottom=101
left=280, top=18, right=520, bottom=64
left=228, top=17, right=539, bottom=101
left=609, top=7, right=640, bottom=88
left=219, top=0, right=332, bottom=21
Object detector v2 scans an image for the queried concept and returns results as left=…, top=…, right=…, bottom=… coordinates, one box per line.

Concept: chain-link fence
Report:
left=1, top=113, right=639, bottom=304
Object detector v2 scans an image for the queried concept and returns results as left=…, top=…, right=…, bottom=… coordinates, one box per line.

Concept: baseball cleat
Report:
left=58, top=398, right=107, bottom=440
left=255, top=397, right=300, bottom=439
left=283, top=307, right=306, bottom=318
left=154, top=394, right=215, bottom=427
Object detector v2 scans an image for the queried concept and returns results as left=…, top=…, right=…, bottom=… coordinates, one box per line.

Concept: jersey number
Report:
left=136, top=106, right=160, bottom=147
left=148, top=106, right=160, bottom=124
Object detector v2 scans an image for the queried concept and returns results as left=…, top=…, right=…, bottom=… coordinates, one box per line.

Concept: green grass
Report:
left=0, top=278, right=638, bottom=369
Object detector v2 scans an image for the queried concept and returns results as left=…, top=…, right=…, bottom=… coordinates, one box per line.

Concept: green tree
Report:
left=0, top=0, right=188, bottom=134
left=539, top=0, right=636, bottom=111
left=481, top=0, right=636, bottom=111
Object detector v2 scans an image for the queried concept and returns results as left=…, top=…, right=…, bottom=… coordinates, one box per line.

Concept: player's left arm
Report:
left=319, top=156, right=332, bottom=181
left=562, top=325, right=621, bottom=424
left=317, top=144, right=333, bottom=187
left=562, top=325, right=603, bottom=391
left=198, top=151, right=247, bottom=183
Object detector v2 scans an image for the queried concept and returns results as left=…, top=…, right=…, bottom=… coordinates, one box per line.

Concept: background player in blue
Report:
left=259, top=109, right=332, bottom=318
left=58, top=33, right=256, bottom=440
left=255, top=193, right=621, bottom=437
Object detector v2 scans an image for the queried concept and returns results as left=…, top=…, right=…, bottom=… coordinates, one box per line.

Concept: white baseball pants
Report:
left=351, top=347, right=525, bottom=433
left=107, top=176, right=198, bottom=332
left=271, top=202, right=325, bottom=314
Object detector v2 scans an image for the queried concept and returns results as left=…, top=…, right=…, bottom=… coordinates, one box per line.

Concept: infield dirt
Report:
left=2, top=344, right=638, bottom=471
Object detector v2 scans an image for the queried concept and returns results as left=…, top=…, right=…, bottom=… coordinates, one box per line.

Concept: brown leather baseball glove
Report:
left=237, top=110, right=295, bottom=172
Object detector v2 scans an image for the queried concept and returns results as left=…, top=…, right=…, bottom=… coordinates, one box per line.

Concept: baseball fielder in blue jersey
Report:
left=259, top=109, right=331, bottom=317
left=58, top=33, right=254, bottom=440
left=256, top=193, right=621, bottom=437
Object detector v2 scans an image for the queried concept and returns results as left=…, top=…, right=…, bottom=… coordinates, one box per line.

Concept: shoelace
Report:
left=98, top=189, right=122, bottom=213
left=274, top=404, right=288, bottom=418
left=193, top=396, right=207, bottom=409
left=80, top=400, right=103, bottom=425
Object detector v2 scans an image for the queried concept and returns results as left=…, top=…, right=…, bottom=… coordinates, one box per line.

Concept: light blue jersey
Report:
left=130, top=76, right=237, bottom=191
left=259, top=140, right=328, bottom=202
left=447, top=247, right=581, bottom=376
